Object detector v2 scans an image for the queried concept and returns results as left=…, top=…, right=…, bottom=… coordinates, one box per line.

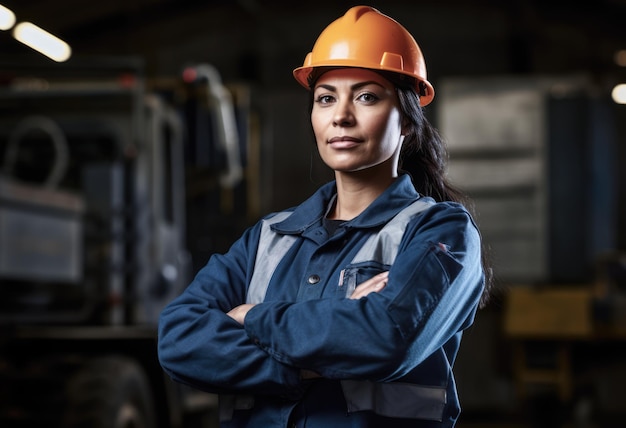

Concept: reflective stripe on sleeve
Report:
left=341, top=380, right=447, bottom=421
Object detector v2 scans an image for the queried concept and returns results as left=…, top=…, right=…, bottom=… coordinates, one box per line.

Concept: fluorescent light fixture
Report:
left=13, top=22, right=71, bottom=62
left=0, top=4, right=16, bottom=30
left=611, top=84, right=626, bottom=104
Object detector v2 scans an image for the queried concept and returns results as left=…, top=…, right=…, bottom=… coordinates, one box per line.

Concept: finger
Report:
left=226, top=303, right=255, bottom=325
left=349, top=272, right=389, bottom=299
left=362, top=271, right=388, bottom=286
left=350, top=278, right=386, bottom=300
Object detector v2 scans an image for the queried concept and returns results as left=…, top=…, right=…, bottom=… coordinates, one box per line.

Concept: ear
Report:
left=401, top=118, right=411, bottom=136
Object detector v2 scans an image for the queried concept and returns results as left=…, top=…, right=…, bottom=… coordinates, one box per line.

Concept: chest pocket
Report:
left=338, top=261, right=389, bottom=297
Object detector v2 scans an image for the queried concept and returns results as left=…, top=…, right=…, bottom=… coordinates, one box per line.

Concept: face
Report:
left=311, top=68, right=405, bottom=175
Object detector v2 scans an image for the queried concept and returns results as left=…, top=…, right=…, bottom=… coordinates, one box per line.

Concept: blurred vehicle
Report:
left=0, top=57, right=243, bottom=428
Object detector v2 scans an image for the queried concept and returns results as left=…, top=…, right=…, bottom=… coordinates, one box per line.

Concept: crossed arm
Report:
left=227, top=271, right=389, bottom=324
left=159, top=204, right=483, bottom=394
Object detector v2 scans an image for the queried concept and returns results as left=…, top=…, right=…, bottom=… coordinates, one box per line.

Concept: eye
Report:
left=356, top=92, right=379, bottom=103
left=314, top=94, right=335, bottom=105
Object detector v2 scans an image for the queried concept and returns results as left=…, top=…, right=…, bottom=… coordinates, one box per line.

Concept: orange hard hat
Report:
left=293, top=5, right=435, bottom=106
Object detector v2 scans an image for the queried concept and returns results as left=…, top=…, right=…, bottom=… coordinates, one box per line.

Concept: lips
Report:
left=328, top=136, right=362, bottom=148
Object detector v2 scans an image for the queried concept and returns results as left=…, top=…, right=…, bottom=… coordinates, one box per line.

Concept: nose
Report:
left=332, top=99, right=355, bottom=127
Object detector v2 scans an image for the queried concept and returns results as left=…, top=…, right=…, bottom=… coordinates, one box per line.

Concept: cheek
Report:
left=375, top=113, right=403, bottom=152
left=311, top=111, right=325, bottom=143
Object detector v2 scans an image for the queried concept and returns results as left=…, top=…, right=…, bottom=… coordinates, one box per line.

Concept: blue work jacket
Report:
left=158, top=174, right=485, bottom=427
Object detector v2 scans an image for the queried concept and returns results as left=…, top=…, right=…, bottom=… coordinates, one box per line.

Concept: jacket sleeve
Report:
left=243, top=203, right=485, bottom=381
left=157, top=222, right=304, bottom=397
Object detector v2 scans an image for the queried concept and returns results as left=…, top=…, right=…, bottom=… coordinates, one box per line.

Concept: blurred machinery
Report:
left=0, top=57, right=250, bottom=427
left=503, top=254, right=626, bottom=426
left=437, top=75, right=624, bottom=425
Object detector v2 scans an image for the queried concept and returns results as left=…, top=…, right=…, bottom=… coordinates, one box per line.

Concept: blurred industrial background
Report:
left=0, top=0, right=625, bottom=427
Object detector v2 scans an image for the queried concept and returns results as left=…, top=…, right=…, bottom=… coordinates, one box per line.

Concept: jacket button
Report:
left=307, top=274, right=320, bottom=284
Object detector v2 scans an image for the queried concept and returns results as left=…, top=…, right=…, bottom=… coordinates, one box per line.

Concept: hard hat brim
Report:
left=293, top=63, right=435, bottom=107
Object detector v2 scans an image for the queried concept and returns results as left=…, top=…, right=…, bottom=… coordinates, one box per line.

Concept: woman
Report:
left=158, top=5, right=491, bottom=427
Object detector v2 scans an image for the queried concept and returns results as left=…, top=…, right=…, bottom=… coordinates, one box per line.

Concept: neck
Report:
left=329, top=166, right=397, bottom=220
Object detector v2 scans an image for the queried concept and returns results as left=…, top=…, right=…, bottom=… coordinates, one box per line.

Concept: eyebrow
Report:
left=314, top=80, right=386, bottom=92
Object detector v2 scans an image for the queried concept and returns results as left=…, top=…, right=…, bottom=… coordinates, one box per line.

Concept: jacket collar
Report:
left=273, top=174, right=425, bottom=234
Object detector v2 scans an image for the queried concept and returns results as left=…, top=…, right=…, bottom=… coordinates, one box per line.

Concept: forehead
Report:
left=314, top=68, right=394, bottom=90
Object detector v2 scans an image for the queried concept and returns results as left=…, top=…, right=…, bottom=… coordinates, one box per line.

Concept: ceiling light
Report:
left=611, top=84, right=626, bottom=104
left=0, top=4, right=16, bottom=30
left=12, top=22, right=71, bottom=62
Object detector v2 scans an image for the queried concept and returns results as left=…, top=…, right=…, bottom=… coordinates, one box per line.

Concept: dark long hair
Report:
left=396, top=88, right=466, bottom=203
left=389, top=73, right=494, bottom=308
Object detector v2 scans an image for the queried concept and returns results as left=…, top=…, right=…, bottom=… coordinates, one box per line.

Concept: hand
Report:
left=300, top=369, right=321, bottom=379
left=227, top=303, right=255, bottom=325
left=349, top=271, right=389, bottom=300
